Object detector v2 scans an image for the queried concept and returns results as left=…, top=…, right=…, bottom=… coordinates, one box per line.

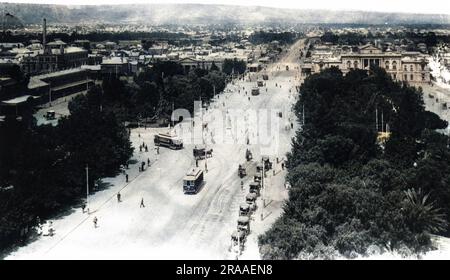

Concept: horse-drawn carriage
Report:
left=193, top=146, right=213, bottom=159
left=238, top=164, right=247, bottom=178
left=245, top=149, right=253, bottom=161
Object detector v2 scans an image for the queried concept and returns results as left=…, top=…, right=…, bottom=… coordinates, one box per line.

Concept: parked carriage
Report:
left=249, top=181, right=261, bottom=196
left=231, top=230, right=246, bottom=251
left=237, top=216, right=250, bottom=234
left=239, top=203, right=250, bottom=216
left=245, top=193, right=257, bottom=211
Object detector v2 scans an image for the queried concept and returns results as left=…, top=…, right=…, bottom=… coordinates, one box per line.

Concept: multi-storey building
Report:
left=20, top=19, right=88, bottom=75
left=304, top=44, right=431, bottom=85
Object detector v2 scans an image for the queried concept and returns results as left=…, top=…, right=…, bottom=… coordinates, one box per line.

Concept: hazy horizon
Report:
left=2, top=0, right=450, bottom=15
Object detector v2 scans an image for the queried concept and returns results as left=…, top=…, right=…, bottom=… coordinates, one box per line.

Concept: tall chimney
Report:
left=43, top=18, right=47, bottom=47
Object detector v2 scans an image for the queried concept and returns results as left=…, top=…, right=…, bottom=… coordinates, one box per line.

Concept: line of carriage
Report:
left=232, top=154, right=273, bottom=251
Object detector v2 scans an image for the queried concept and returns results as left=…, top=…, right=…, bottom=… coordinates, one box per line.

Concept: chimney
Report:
left=43, top=18, right=47, bottom=47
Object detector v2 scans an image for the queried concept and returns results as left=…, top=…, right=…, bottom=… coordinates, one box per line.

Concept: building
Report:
left=28, top=68, right=94, bottom=103
left=307, top=44, right=431, bottom=85
left=100, top=57, right=131, bottom=76
left=20, top=19, right=88, bottom=75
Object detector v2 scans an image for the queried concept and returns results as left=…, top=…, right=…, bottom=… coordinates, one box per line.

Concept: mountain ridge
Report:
left=1, top=2, right=449, bottom=25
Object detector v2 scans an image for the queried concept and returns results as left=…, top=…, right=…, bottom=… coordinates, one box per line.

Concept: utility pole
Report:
left=171, top=102, right=174, bottom=128
left=48, top=82, right=52, bottom=106
left=86, top=164, right=89, bottom=214
left=261, top=157, right=265, bottom=221
left=381, top=110, right=384, bottom=133
left=375, top=107, right=378, bottom=132
left=237, top=230, right=240, bottom=259
left=302, top=103, right=305, bottom=125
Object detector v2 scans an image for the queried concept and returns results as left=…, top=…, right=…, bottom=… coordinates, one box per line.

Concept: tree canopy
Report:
left=259, top=67, right=450, bottom=259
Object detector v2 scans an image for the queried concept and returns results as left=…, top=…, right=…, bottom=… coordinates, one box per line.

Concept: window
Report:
left=404, top=74, right=408, bottom=81
left=393, top=74, right=397, bottom=80
left=393, top=61, right=397, bottom=70
left=410, top=65, right=414, bottom=71
left=422, top=73, right=426, bottom=81
left=347, top=61, right=351, bottom=68
left=410, top=74, right=414, bottom=81
left=354, top=61, right=358, bottom=69
left=385, top=61, right=390, bottom=70
left=404, top=65, right=408, bottom=71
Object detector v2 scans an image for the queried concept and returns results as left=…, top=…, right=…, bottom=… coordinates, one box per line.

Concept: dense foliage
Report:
left=222, top=59, right=247, bottom=75
left=0, top=61, right=228, bottom=252
left=0, top=90, right=133, bottom=252
left=259, top=67, right=450, bottom=259
left=100, top=61, right=228, bottom=123
left=249, top=31, right=297, bottom=45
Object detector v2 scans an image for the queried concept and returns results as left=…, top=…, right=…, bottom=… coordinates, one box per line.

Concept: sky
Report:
left=1, top=0, right=449, bottom=15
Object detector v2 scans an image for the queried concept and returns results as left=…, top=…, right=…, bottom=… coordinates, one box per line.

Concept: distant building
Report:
left=20, top=19, right=88, bottom=75
left=307, top=44, right=431, bottom=85
left=100, top=57, right=131, bottom=76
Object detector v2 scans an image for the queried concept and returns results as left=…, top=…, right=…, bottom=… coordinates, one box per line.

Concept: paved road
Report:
left=7, top=39, right=305, bottom=260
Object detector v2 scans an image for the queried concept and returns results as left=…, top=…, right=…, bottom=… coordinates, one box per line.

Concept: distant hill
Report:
left=1, top=3, right=449, bottom=26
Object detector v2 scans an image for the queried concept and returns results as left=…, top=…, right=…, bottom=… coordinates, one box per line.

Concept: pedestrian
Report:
left=291, top=122, right=293, bottom=129
left=81, top=203, right=86, bottom=213
left=196, top=159, right=199, bottom=167
left=147, top=158, right=150, bottom=166
left=140, top=198, right=145, bottom=208
left=93, top=216, right=98, bottom=228
left=117, top=192, right=121, bottom=203
left=138, top=133, right=141, bottom=138
left=139, top=146, right=142, bottom=152
left=125, top=173, right=129, bottom=183
left=281, top=162, right=285, bottom=170
left=145, top=145, right=148, bottom=152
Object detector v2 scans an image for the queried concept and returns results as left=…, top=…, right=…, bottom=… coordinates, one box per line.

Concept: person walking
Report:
left=117, top=192, right=121, bottom=203
left=125, top=173, right=129, bottom=183
left=93, top=216, right=98, bottom=228
left=140, top=198, right=145, bottom=208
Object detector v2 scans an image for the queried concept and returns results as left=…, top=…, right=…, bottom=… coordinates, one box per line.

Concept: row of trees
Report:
left=0, top=90, right=133, bottom=252
left=249, top=31, right=297, bottom=45
left=0, top=60, right=229, bottom=252
left=99, top=61, right=228, bottom=123
left=259, top=67, right=450, bottom=259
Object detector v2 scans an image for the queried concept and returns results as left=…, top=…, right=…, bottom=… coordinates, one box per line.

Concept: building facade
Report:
left=306, top=44, right=431, bottom=85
